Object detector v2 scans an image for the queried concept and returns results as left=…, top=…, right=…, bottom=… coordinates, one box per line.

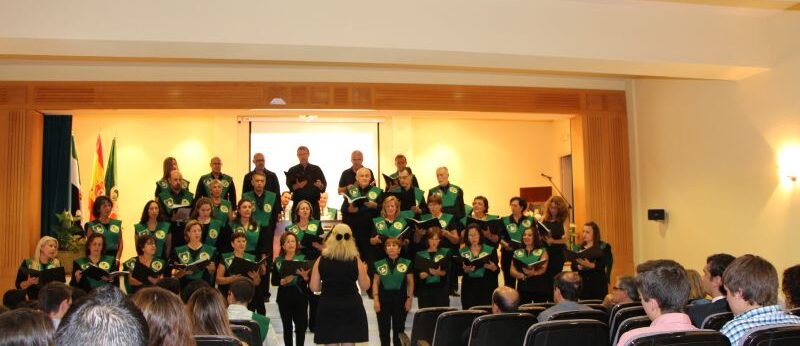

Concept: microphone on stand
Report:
left=540, top=173, right=553, bottom=180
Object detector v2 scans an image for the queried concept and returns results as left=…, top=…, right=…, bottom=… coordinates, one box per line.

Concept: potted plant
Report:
left=52, top=210, right=86, bottom=273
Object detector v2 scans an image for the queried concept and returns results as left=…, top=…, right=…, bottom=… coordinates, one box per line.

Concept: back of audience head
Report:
left=491, top=286, right=520, bottom=313
left=3, top=289, right=28, bottom=310
left=703, top=253, right=736, bottom=297
left=181, top=279, right=211, bottom=304
left=0, top=308, right=54, bottom=346
left=783, top=264, right=800, bottom=309
left=131, top=287, right=196, bottom=346
left=685, top=269, right=706, bottom=301
left=554, top=271, right=582, bottom=302
left=70, top=287, right=87, bottom=303
left=156, top=277, right=181, bottom=296
left=614, top=276, right=639, bottom=304
left=56, top=285, right=148, bottom=346
left=38, top=282, right=72, bottom=321
left=227, top=278, right=255, bottom=305
left=723, top=254, right=778, bottom=315
left=186, top=287, right=233, bottom=337
left=635, top=259, right=690, bottom=318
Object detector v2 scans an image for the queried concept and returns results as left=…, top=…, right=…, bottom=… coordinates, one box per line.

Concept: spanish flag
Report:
left=88, top=135, right=105, bottom=221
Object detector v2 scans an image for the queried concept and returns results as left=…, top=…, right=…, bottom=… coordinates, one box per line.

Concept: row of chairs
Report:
left=193, top=319, right=261, bottom=346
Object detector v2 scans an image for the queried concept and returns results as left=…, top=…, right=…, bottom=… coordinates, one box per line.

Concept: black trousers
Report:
left=307, top=285, right=319, bottom=332
left=277, top=285, right=308, bottom=346
left=461, top=276, right=492, bottom=310
left=418, top=284, right=449, bottom=308
left=377, top=291, right=408, bottom=346
left=500, top=249, right=517, bottom=288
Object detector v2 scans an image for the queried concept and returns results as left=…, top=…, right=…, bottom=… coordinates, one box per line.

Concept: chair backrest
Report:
left=524, top=319, right=608, bottom=346
left=521, top=302, right=554, bottom=309
left=431, top=310, right=487, bottom=346
left=609, top=306, right=647, bottom=340
left=469, top=305, right=493, bottom=312
left=579, top=299, right=604, bottom=304
left=230, top=320, right=262, bottom=345
left=612, top=316, right=652, bottom=346
left=194, top=335, right=243, bottom=346
left=548, top=309, right=609, bottom=323
left=230, top=325, right=257, bottom=346
left=789, top=308, right=800, bottom=317
left=609, top=302, right=643, bottom=323
left=518, top=306, right=546, bottom=318
left=627, top=330, right=730, bottom=346
left=740, top=324, right=800, bottom=346
left=411, top=307, right=457, bottom=346
left=700, top=312, right=734, bottom=331
left=586, top=303, right=610, bottom=314
left=468, top=313, right=537, bottom=346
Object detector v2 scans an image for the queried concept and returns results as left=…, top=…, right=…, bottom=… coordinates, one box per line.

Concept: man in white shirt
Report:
left=226, top=278, right=279, bottom=346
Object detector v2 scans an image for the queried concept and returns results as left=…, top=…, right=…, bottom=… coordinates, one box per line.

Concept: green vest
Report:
left=251, top=313, right=270, bottom=344
left=242, top=191, right=277, bottom=227
left=221, top=252, right=256, bottom=270
left=416, top=248, right=450, bottom=284
left=213, top=200, right=232, bottom=226
left=175, top=244, right=216, bottom=281
left=87, top=219, right=123, bottom=252
left=274, top=254, right=306, bottom=287
left=134, top=222, right=171, bottom=259
left=459, top=214, right=499, bottom=227
left=501, top=215, right=534, bottom=243
left=374, top=257, right=411, bottom=290
left=285, top=220, right=322, bottom=243
left=199, top=173, right=234, bottom=197
left=513, top=247, right=545, bottom=266
left=122, top=256, right=166, bottom=293
left=372, top=217, right=407, bottom=238
left=23, top=258, right=60, bottom=271
left=204, top=219, right=225, bottom=247
left=346, top=184, right=382, bottom=203
left=422, top=213, right=454, bottom=230
left=74, top=255, right=117, bottom=288
left=157, top=188, right=194, bottom=212
left=230, top=220, right=260, bottom=254
left=459, top=245, right=494, bottom=278
left=388, top=186, right=425, bottom=206
left=428, top=184, right=461, bottom=208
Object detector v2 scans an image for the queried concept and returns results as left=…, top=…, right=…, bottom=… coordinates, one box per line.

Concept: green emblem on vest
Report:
left=397, top=263, right=408, bottom=273
left=522, top=219, right=532, bottom=228
left=110, top=225, right=120, bottom=233
left=181, top=199, right=190, bottom=205
left=220, top=205, right=229, bottom=213
left=152, top=261, right=163, bottom=271
left=99, top=262, right=110, bottom=270
left=439, top=219, right=447, bottom=228
left=376, top=222, right=386, bottom=231
left=434, top=254, right=445, bottom=262
left=393, top=222, right=403, bottom=230
left=377, top=264, right=388, bottom=275
left=507, top=223, right=518, bottom=233
left=449, top=186, right=457, bottom=194
left=209, top=229, right=218, bottom=239
left=199, top=252, right=210, bottom=261
left=155, top=230, right=166, bottom=239
left=81, top=263, right=90, bottom=270
left=349, top=186, right=358, bottom=197
left=264, top=204, right=272, bottom=213
left=534, top=249, right=544, bottom=257
left=93, top=224, right=104, bottom=234
left=221, top=180, right=230, bottom=187
left=126, top=261, right=135, bottom=270
left=514, top=249, right=525, bottom=257
left=179, top=252, right=190, bottom=263
left=165, top=198, right=174, bottom=207
left=225, top=257, right=233, bottom=267
left=308, top=223, right=318, bottom=232
left=368, top=191, right=378, bottom=200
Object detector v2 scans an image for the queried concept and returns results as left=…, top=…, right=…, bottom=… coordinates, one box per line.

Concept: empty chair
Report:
left=230, top=320, right=262, bottom=345
left=468, top=313, right=537, bottom=346
left=610, top=306, right=647, bottom=340
left=701, top=312, right=734, bottom=331
left=626, top=330, right=730, bottom=346
left=548, top=309, right=609, bottom=324
left=194, top=335, right=243, bottom=346
left=524, top=319, right=608, bottom=346
left=612, top=316, right=652, bottom=346
left=469, top=305, right=492, bottom=312
left=431, top=310, right=487, bottom=346
left=230, top=325, right=257, bottom=346
left=609, top=302, right=642, bottom=323
left=740, top=324, right=800, bottom=346
left=518, top=306, right=546, bottom=318
left=410, top=307, right=457, bottom=346
left=579, top=299, right=604, bottom=304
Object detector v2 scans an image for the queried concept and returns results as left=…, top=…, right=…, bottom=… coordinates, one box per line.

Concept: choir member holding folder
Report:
left=172, top=220, right=217, bottom=289
left=71, top=233, right=118, bottom=292
left=414, top=228, right=451, bottom=308
left=272, top=232, right=310, bottom=346
left=459, top=224, right=499, bottom=309
left=569, top=221, right=609, bottom=300
left=285, top=199, right=324, bottom=330
left=344, top=167, right=383, bottom=295
left=540, top=195, right=570, bottom=302
left=122, top=234, right=166, bottom=295
left=510, top=228, right=549, bottom=304
left=17, top=236, right=65, bottom=298
left=85, top=196, right=124, bottom=261
left=228, top=199, right=269, bottom=312
left=383, top=154, right=420, bottom=191
left=370, top=196, right=410, bottom=257
left=385, top=167, right=426, bottom=219
left=500, top=197, right=535, bottom=288
left=373, top=238, right=414, bottom=346
left=191, top=197, right=225, bottom=249
left=133, top=200, right=171, bottom=262
left=216, top=232, right=262, bottom=298
left=157, top=170, right=194, bottom=251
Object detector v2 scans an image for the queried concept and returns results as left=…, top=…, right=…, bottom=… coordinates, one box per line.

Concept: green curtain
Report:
left=41, top=115, right=72, bottom=236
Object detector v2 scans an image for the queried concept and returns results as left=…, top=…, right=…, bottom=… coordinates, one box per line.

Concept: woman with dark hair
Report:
left=373, top=237, right=414, bottom=346
left=0, top=308, right=55, bottom=346
left=510, top=228, right=549, bottom=304
left=85, top=195, right=124, bottom=261
left=186, top=287, right=235, bottom=338
left=216, top=232, right=263, bottom=311
left=172, top=220, right=217, bottom=288
left=208, top=179, right=233, bottom=226
left=131, top=287, right=196, bottom=346
left=154, top=156, right=189, bottom=197
left=191, top=197, right=224, bottom=248
left=571, top=221, right=608, bottom=300
left=310, top=223, right=371, bottom=345
left=284, top=199, right=323, bottom=330
left=460, top=196, right=500, bottom=246
left=123, top=234, right=166, bottom=295
left=16, top=236, right=63, bottom=298
left=415, top=228, right=451, bottom=308
left=71, top=233, right=116, bottom=291
left=228, top=198, right=270, bottom=312
left=500, top=197, right=533, bottom=288
left=540, top=195, right=570, bottom=301
left=459, top=224, right=499, bottom=309
left=783, top=265, right=800, bottom=309
left=272, top=232, right=310, bottom=346
left=134, top=200, right=171, bottom=261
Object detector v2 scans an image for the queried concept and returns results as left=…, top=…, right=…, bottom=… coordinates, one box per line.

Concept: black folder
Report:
left=405, top=217, right=441, bottom=232
left=455, top=253, right=491, bottom=268
left=514, top=257, right=547, bottom=269
left=172, top=258, right=211, bottom=273
left=466, top=217, right=504, bottom=235
left=300, top=231, right=328, bottom=249
left=278, top=260, right=310, bottom=277
left=24, top=266, right=66, bottom=285
left=382, top=173, right=398, bottom=188
left=413, top=254, right=449, bottom=273
left=131, top=262, right=160, bottom=283
left=227, top=256, right=266, bottom=276
left=83, top=264, right=128, bottom=281
left=564, top=246, right=605, bottom=262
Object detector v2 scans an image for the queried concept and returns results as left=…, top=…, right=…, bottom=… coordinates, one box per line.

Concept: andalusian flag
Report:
left=88, top=135, right=105, bottom=221
left=104, top=137, right=119, bottom=219
left=69, top=134, right=83, bottom=220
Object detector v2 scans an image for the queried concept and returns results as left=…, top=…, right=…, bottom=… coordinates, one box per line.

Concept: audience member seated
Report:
left=3, top=288, right=28, bottom=310
left=181, top=279, right=211, bottom=304
left=687, top=253, right=735, bottom=327
left=55, top=285, right=148, bottom=346
left=226, top=278, right=278, bottom=346
left=603, top=276, right=639, bottom=308
left=538, top=272, right=595, bottom=322
left=70, top=287, right=87, bottom=304
left=0, top=308, right=55, bottom=346
left=782, top=264, right=800, bottom=309
left=186, top=287, right=235, bottom=338
left=38, top=281, right=72, bottom=329
left=616, top=259, right=697, bottom=346
left=720, top=255, right=800, bottom=345
left=130, top=286, right=196, bottom=346
left=156, top=277, right=181, bottom=296
left=492, top=286, right=521, bottom=314
left=686, top=269, right=709, bottom=305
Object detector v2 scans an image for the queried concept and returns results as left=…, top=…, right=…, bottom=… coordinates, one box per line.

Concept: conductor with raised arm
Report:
left=286, top=146, right=327, bottom=220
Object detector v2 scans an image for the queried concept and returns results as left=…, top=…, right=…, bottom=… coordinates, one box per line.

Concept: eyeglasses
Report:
left=335, top=233, right=351, bottom=241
